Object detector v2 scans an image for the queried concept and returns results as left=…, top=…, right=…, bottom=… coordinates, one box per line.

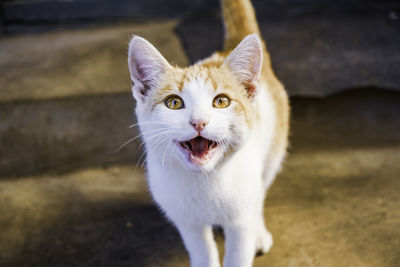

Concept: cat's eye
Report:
left=164, top=95, right=184, bottom=110
left=213, top=94, right=231, bottom=108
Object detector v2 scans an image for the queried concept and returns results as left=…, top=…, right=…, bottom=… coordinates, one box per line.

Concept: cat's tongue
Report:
left=190, top=137, right=209, bottom=158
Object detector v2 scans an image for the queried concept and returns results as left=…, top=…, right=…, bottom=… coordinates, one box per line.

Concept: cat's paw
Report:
left=255, top=228, right=273, bottom=256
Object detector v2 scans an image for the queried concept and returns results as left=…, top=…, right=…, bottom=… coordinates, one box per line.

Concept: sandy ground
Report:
left=1, top=89, right=400, bottom=267
left=1, top=4, right=400, bottom=265
left=0, top=144, right=399, bottom=267
left=1, top=15, right=400, bottom=266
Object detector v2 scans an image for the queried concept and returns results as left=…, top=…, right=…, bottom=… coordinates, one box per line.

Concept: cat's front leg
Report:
left=223, top=222, right=257, bottom=267
left=175, top=223, right=220, bottom=267
left=255, top=215, right=273, bottom=255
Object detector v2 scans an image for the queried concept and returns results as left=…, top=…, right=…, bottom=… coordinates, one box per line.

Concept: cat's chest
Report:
left=146, top=160, right=261, bottom=225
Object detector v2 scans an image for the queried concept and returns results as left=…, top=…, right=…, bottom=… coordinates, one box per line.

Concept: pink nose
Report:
left=190, top=119, right=208, bottom=132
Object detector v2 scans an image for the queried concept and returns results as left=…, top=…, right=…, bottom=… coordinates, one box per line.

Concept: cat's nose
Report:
left=190, top=119, right=208, bottom=132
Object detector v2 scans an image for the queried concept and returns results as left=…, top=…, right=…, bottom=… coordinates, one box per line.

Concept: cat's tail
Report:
left=221, top=0, right=274, bottom=74
left=221, top=0, right=262, bottom=51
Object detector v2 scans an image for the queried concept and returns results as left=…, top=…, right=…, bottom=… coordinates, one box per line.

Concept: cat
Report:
left=127, top=0, right=289, bottom=266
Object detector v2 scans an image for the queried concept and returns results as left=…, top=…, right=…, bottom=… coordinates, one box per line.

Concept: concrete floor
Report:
left=1, top=11, right=400, bottom=266
left=0, top=21, right=188, bottom=102
left=1, top=2, right=400, bottom=264
left=0, top=142, right=399, bottom=267
left=1, top=89, right=399, bottom=267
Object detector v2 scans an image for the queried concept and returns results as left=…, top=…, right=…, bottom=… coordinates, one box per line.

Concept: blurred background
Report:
left=0, top=0, right=399, bottom=266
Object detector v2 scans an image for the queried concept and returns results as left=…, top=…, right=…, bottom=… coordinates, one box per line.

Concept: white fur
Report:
left=128, top=34, right=283, bottom=267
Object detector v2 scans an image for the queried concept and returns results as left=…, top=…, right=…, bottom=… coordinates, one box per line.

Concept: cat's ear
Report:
left=223, top=34, right=263, bottom=98
left=128, top=36, right=172, bottom=102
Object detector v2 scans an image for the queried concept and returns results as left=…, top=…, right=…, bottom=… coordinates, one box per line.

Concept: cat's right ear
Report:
left=128, top=36, right=172, bottom=102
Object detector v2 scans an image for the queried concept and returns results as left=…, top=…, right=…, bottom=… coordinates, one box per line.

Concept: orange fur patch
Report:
left=147, top=62, right=259, bottom=128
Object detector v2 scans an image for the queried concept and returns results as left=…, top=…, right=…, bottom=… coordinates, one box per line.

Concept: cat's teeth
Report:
left=180, top=141, right=190, bottom=150
left=179, top=138, right=218, bottom=162
left=209, top=141, right=217, bottom=149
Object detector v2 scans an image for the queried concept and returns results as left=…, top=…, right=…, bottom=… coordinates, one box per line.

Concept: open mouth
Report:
left=178, top=136, right=218, bottom=164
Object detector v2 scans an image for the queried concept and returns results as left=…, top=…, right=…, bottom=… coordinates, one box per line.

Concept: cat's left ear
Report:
left=223, top=34, right=263, bottom=98
left=128, top=36, right=172, bottom=102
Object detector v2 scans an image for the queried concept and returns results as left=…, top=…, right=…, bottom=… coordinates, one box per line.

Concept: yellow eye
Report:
left=213, top=94, right=230, bottom=108
left=164, top=95, right=184, bottom=109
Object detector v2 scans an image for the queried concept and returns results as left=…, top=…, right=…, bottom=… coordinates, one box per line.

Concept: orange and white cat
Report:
left=127, top=0, right=289, bottom=266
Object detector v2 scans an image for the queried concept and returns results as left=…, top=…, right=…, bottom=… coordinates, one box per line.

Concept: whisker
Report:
left=129, top=121, right=166, bottom=129
left=169, top=143, right=178, bottom=171
left=139, top=135, right=168, bottom=163
left=140, top=135, right=171, bottom=168
left=139, top=130, right=175, bottom=150
left=136, top=133, right=173, bottom=169
left=162, top=139, right=174, bottom=169
left=118, top=127, right=171, bottom=152
left=118, top=136, right=141, bottom=152
left=135, top=146, right=149, bottom=171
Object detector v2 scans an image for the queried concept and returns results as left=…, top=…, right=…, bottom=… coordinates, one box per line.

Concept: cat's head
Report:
left=128, top=34, right=263, bottom=172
